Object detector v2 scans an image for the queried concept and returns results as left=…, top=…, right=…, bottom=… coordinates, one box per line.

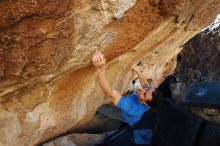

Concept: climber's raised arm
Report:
left=92, top=50, right=121, bottom=105
left=131, top=65, right=148, bottom=88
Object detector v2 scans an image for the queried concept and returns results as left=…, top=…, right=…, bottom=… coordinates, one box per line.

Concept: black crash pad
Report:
left=152, top=99, right=203, bottom=146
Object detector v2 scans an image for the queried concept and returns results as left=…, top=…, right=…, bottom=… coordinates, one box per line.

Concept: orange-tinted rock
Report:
left=0, top=0, right=219, bottom=145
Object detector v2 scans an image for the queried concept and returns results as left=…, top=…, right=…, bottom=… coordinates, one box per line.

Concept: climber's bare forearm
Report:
left=136, top=71, right=148, bottom=87
left=92, top=50, right=121, bottom=105
left=97, top=68, right=121, bottom=105
left=131, top=66, right=148, bottom=88
left=97, top=68, right=113, bottom=97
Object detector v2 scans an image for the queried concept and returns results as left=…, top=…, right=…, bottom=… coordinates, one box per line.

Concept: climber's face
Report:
left=136, top=87, right=154, bottom=104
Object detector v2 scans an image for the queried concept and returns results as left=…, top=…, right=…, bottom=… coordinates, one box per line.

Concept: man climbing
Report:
left=92, top=50, right=155, bottom=126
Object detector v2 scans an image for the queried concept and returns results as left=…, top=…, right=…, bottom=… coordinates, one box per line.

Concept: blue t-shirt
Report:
left=117, top=92, right=150, bottom=126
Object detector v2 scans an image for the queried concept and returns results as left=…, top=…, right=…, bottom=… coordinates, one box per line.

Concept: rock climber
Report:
left=92, top=50, right=156, bottom=126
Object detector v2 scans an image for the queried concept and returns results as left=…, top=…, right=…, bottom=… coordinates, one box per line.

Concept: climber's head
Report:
left=136, top=86, right=154, bottom=104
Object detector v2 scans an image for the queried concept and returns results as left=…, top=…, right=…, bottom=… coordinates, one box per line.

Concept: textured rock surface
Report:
left=0, top=0, right=219, bottom=146
left=42, top=132, right=111, bottom=146
left=175, top=28, right=220, bottom=85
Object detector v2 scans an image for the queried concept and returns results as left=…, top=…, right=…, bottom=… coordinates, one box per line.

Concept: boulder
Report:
left=0, top=0, right=219, bottom=145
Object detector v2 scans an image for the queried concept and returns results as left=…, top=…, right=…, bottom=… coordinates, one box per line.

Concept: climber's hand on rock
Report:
left=131, top=65, right=140, bottom=73
left=92, top=50, right=106, bottom=70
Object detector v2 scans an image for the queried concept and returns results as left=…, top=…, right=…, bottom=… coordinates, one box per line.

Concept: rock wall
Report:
left=175, top=26, right=220, bottom=85
left=171, top=23, right=220, bottom=123
left=0, top=0, right=219, bottom=146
